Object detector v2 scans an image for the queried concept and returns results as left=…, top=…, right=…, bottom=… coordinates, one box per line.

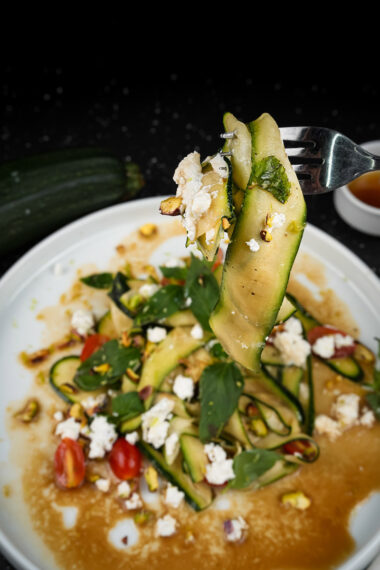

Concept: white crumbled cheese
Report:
left=209, top=153, right=228, bottom=178
left=117, top=481, right=131, bottom=498
left=312, top=333, right=355, bottom=358
left=156, top=514, right=177, bottom=537
left=334, top=333, right=355, bottom=348
left=71, top=309, right=95, bottom=336
left=246, top=238, right=260, bottom=252
left=164, top=257, right=186, bottom=268
left=125, top=431, right=139, bottom=445
left=283, top=317, right=303, bottom=336
left=333, top=393, right=360, bottom=428
left=190, top=323, right=203, bottom=340
left=205, top=227, right=216, bottom=244
left=267, top=212, right=286, bottom=232
left=204, top=443, right=235, bottom=485
left=164, top=484, right=185, bottom=508
left=273, top=328, right=311, bottom=368
left=314, top=414, right=341, bottom=441
left=53, top=411, right=64, bottom=422
left=81, top=394, right=107, bottom=412
left=164, top=433, right=180, bottom=463
left=141, top=398, right=175, bottom=449
left=88, top=415, right=118, bottom=459
left=139, top=283, right=160, bottom=298
left=173, top=374, right=194, bottom=400
left=147, top=326, right=167, bottom=343
left=360, top=409, right=376, bottom=427
left=312, top=335, right=336, bottom=358
left=55, top=417, right=81, bottom=440
left=185, top=297, right=192, bottom=307
left=95, top=478, right=110, bottom=493
left=224, top=516, right=248, bottom=542
left=125, top=493, right=143, bottom=510
left=173, top=151, right=214, bottom=241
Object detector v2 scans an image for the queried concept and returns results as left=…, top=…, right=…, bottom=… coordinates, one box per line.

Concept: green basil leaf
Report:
left=185, top=254, right=219, bottom=331
left=134, top=284, right=185, bottom=326
left=81, top=272, right=114, bottom=289
left=252, top=156, right=290, bottom=204
left=111, top=392, right=143, bottom=419
left=209, top=341, right=228, bottom=360
left=160, top=265, right=188, bottom=281
left=199, top=362, right=244, bottom=442
left=365, top=392, right=380, bottom=420
left=74, top=340, right=141, bottom=391
left=108, top=272, right=131, bottom=315
left=228, top=449, right=281, bottom=489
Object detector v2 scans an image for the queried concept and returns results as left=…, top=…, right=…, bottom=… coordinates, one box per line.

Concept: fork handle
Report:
left=356, top=146, right=380, bottom=175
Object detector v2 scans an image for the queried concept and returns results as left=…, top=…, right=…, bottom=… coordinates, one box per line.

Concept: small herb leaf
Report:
left=134, top=284, right=185, bottom=326
left=229, top=449, right=280, bottom=489
left=81, top=273, right=114, bottom=289
left=199, top=362, right=244, bottom=442
left=252, top=156, right=290, bottom=204
left=111, top=392, right=144, bottom=420
left=185, top=255, right=219, bottom=331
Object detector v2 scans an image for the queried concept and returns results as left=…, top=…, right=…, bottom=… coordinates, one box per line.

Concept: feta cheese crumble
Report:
left=147, top=326, right=167, bottom=343
left=141, top=398, right=175, bottom=449
left=125, top=431, right=139, bottom=445
left=164, top=257, right=186, bottom=268
left=272, top=318, right=311, bottom=368
left=209, top=153, right=228, bottom=177
left=314, top=414, right=343, bottom=441
left=246, top=238, right=260, bottom=252
left=95, top=478, right=110, bottom=493
left=125, top=493, right=143, bottom=510
left=267, top=212, right=286, bottom=232
left=88, top=415, right=118, bottom=459
left=204, top=443, right=235, bottom=485
left=71, top=309, right=94, bottom=336
left=315, top=393, right=376, bottom=441
left=164, top=484, right=185, bottom=508
left=164, top=433, right=180, bottom=463
left=156, top=514, right=177, bottom=537
left=173, top=374, right=194, bottom=400
left=333, top=393, right=360, bottom=428
left=81, top=394, right=107, bottom=413
left=223, top=516, right=248, bottom=542
left=139, top=283, right=160, bottom=298
left=53, top=410, right=64, bottom=422
left=190, top=323, right=203, bottom=340
left=55, top=417, right=81, bottom=440
left=117, top=481, right=131, bottom=499
left=312, top=332, right=355, bottom=359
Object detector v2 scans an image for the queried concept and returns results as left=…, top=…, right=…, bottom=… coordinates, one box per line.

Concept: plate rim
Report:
left=0, top=196, right=379, bottom=570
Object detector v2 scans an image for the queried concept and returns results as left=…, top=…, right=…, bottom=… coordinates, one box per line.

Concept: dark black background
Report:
left=0, top=21, right=379, bottom=569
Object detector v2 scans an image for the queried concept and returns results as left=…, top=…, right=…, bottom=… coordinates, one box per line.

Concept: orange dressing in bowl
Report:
left=348, top=171, right=380, bottom=208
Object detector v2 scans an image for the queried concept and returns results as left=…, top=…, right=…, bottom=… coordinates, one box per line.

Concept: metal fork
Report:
left=222, top=127, right=380, bottom=195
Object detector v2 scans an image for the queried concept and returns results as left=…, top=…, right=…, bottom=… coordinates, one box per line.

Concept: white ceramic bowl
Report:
left=333, top=140, right=380, bottom=236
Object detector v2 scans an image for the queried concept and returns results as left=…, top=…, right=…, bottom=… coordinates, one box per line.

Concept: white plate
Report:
left=0, top=196, right=379, bottom=570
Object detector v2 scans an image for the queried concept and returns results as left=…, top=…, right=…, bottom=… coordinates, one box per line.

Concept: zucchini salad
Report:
left=15, top=113, right=380, bottom=569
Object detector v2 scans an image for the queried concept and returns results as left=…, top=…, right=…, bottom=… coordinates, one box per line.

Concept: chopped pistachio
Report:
left=250, top=417, right=268, bottom=437
left=281, top=491, right=311, bottom=510
left=144, top=466, right=159, bottom=492
left=15, top=399, right=40, bottom=423
left=139, top=223, right=158, bottom=237
left=260, top=229, right=273, bottom=242
left=133, top=510, right=152, bottom=525
left=160, top=196, right=182, bottom=216
left=222, top=217, right=231, bottom=230
left=69, top=403, right=85, bottom=421
left=86, top=473, right=101, bottom=483
left=126, top=367, right=140, bottom=382
left=355, top=344, right=375, bottom=363
left=93, top=363, right=110, bottom=374
left=60, top=383, right=79, bottom=395
left=121, top=331, right=132, bottom=347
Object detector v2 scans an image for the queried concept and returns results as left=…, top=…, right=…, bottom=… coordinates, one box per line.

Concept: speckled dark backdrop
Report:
left=0, top=55, right=379, bottom=569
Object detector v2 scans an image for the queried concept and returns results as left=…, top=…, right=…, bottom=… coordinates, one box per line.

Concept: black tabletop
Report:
left=0, top=60, right=379, bottom=569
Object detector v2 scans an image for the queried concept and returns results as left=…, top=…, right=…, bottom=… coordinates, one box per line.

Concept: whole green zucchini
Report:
left=0, top=148, right=144, bottom=255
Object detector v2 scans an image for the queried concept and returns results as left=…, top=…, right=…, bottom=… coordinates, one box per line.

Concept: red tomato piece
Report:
left=80, top=333, right=110, bottom=362
left=54, top=438, right=86, bottom=489
left=307, top=325, right=356, bottom=358
left=109, top=438, right=142, bottom=480
left=211, top=248, right=224, bottom=272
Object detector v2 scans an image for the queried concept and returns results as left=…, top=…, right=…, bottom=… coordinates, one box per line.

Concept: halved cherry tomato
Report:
left=80, top=333, right=110, bottom=362
left=54, top=438, right=86, bottom=489
left=307, top=326, right=356, bottom=358
left=108, top=438, right=142, bottom=480
left=211, top=248, right=224, bottom=272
